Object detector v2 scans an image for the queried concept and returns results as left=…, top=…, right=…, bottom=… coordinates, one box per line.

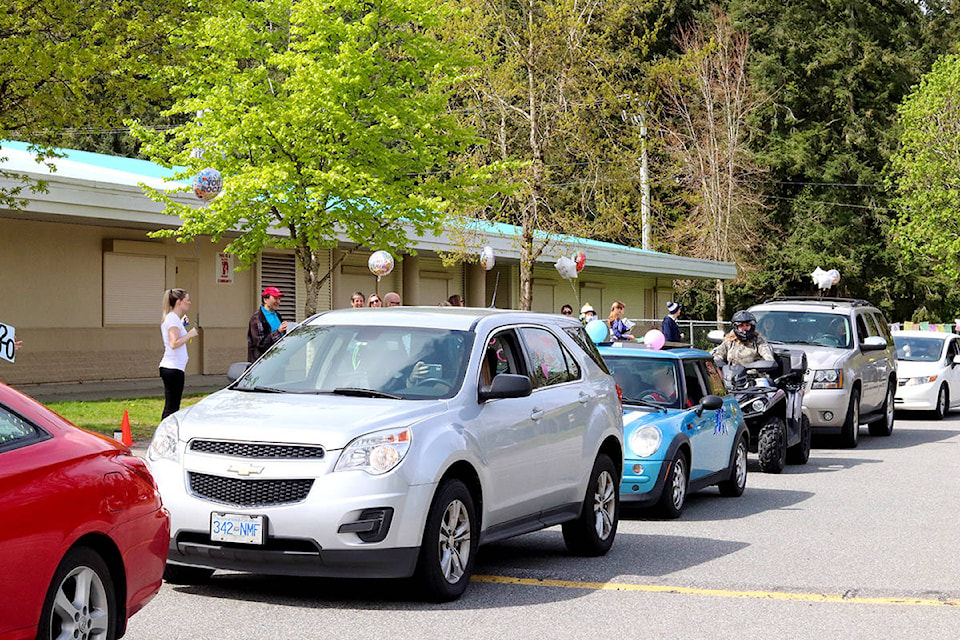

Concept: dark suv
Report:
left=748, top=298, right=898, bottom=448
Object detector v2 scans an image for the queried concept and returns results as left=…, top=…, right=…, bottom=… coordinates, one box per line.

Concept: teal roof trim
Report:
left=1, top=140, right=182, bottom=181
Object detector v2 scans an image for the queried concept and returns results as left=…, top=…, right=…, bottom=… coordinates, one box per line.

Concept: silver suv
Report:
left=147, top=308, right=623, bottom=601
left=748, top=298, right=897, bottom=448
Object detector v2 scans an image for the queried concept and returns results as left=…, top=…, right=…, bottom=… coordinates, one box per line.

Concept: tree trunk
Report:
left=716, top=277, right=725, bottom=327
left=297, top=245, right=326, bottom=317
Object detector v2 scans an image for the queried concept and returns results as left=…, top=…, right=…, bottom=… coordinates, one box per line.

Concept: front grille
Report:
left=188, top=472, right=313, bottom=507
left=190, top=439, right=325, bottom=459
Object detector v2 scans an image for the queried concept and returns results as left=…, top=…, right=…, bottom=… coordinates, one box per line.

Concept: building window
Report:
left=261, top=254, right=297, bottom=320
left=103, top=253, right=165, bottom=324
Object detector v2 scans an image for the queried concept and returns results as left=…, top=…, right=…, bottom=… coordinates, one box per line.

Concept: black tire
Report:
left=757, top=417, right=787, bottom=474
left=787, top=414, right=812, bottom=465
left=163, top=563, right=215, bottom=585
left=37, top=547, right=117, bottom=640
left=656, top=451, right=688, bottom=519
left=562, top=454, right=619, bottom=556
left=718, top=436, right=748, bottom=497
left=841, top=389, right=860, bottom=448
left=932, top=385, right=949, bottom=421
left=415, top=479, right=477, bottom=602
left=869, top=382, right=896, bottom=436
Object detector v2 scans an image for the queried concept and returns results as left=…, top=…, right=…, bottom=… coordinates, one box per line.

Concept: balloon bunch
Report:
left=555, top=250, right=587, bottom=280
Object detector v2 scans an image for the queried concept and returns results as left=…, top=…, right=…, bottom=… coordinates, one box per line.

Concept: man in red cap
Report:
left=247, top=286, right=289, bottom=361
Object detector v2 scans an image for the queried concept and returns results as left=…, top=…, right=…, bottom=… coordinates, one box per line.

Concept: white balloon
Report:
left=555, top=256, right=578, bottom=279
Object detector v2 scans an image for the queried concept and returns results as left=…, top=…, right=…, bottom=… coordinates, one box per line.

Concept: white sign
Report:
left=0, top=322, right=15, bottom=363
left=217, top=252, right=234, bottom=284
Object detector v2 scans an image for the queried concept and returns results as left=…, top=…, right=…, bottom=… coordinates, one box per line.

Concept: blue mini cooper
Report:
left=598, top=343, right=749, bottom=518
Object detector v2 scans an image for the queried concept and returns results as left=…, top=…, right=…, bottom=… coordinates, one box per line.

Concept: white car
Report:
left=146, top=307, right=623, bottom=601
left=892, top=330, right=960, bottom=419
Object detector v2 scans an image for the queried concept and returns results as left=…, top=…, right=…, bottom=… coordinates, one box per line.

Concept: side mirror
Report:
left=952, top=355, right=960, bottom=366
left=479, top=373, right=532, bottom=402
left=706, top=329, right=725, bottom=345
left=861, top=336, right=888, bottom=352
left=696, top=394, right=724, bottom=416
left=227, top=362, right=252, bottom=383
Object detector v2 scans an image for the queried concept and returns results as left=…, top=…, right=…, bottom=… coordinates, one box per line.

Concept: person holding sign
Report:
left=0, top=321, right=21, bottom=363
left=159, top=288, right=199, bottom=419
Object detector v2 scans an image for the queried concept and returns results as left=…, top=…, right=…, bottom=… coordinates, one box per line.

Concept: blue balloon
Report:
left=585, top=319, right=609, bottom=343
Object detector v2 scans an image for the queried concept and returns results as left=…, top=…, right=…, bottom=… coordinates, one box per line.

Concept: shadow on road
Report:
left=624, top=485, right=815, bottom=522
left=168, top=528, right=748, bottom=610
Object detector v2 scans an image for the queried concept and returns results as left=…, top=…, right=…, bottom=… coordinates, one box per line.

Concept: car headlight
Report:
left=811, top=369, right=843, bottom=389
left=335, top=427, right=412, bottom=475
left=628, top=426, right=662, bottom=459
left=750, top=399, right=766, bottom=413
left=903, top=375, right=937, bottom=386
left=147, top=414, right=180, bottom=463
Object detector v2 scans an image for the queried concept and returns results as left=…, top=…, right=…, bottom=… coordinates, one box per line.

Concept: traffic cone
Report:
left=120, top=410, right=133, bottom=447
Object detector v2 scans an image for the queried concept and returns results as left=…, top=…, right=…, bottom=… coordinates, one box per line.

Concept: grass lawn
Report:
left=46, top=394, right=208, bottom=442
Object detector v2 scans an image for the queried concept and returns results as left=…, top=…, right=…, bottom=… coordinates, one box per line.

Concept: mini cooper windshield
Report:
left=234, top=325, right=474, bottom=400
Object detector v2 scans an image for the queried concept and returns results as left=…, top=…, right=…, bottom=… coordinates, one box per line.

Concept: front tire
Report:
left=933, top=385, right=949, bottom=420
left=415, top=479, right=477, bottom=602
left=562, top=454, right=618, bottom=556
left=656, top=451, right=688, bottom=519
left=787, top=414, right=812, bottom=465
left=37, top=547, right=117, bottom=640
left=869, top=382, right=895, bottom=437
left=758, top=417, right=787, bottom=473
left=841, top=390, right=860, bottom=448
left=718, top=436, right=748, bottom=497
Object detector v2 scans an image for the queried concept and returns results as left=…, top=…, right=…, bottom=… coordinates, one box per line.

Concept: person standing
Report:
left=159, top=288, right=199, bottom=419
left=350, top=291, right=366, bottom=308
left=580, top=303, right=597, bottom=325
left=608, top=301, right=636, bottom=341
left=383, top=292, right=402, bottom=307
left=560, top=304, right=573, bottom=317
left=248, top=286, right=289, bottom=362
left=662, top=301, right=683, bottom=343
left=368, top=294, right=382, bottom=307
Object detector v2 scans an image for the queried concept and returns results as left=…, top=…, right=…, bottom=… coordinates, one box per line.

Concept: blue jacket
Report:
left=661, top=315, right=681, bottom=342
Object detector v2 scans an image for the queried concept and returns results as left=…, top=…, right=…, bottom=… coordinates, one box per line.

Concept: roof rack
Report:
left=763, top=296, right=872, bottom=307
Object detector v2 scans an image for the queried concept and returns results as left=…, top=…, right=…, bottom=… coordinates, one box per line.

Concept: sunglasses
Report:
left=562, top=310, right=572, bottom=315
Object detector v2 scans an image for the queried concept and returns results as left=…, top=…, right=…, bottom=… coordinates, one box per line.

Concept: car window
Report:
left=480, top=330, right=524, bottom=386
left=702, top=359, right=727, bottom=397
left=682, top=360, right=706, bottom=406
left=752, top=310, right=851, bottom=349
left=0, top=405, right=46, bottom=453
left=894, top=336, right=945, bottom=362
left=236, top=325, right=474, bottom=400
left=855, top=314, right=869, bottom=345
left=863, top=313, right=883, bottom=339
left=872, top=312, right=893, bottom=344
left=563, top=325, right=610, bottom=374
left=947, top=338, right=959, bottom=361
left=518, top=327, right=580, bottom=389
left=604, top=356, right=679, bottom=407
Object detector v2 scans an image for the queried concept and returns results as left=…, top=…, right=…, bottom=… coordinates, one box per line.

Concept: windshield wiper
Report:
left=623, top=398, right=668, bottom=413
left=332, top=387, right=402, bottom=400
left=235, top=385, right=287, bottom=393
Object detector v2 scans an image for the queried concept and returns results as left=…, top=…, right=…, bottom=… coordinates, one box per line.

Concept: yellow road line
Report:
left=471, top=575, right=960, bottom=607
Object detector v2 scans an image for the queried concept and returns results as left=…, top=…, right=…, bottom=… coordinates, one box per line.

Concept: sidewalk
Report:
left=15, top=374, right=229, bottom=403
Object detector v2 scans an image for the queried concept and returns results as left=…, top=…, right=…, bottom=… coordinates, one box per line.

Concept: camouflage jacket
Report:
left=711, top=332, right=775, bottom=368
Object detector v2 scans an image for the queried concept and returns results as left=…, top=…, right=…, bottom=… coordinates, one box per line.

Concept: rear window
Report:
left=0, top=405, right=48, bottom=453
left=563, top=326, right=610, bottom=374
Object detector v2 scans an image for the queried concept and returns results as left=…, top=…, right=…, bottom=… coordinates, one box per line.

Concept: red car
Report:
left=0, top=383, right=169, bottom=640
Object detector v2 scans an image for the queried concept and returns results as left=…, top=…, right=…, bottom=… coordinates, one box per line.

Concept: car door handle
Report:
left=531, top=408, right=544, bottom=420
left=578, top=391, right=591, bottom=404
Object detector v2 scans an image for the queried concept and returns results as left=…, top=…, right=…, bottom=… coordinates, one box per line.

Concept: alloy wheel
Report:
left=593, top=470, right=616, bottom=540
left=438, top=499, right=471, bottom=584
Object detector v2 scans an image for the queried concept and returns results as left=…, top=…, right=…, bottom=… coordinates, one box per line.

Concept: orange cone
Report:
left=120, top=410, right=133, bottom=447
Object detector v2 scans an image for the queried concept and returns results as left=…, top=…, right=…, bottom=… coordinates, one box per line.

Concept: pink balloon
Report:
left=643, top=329, right=666, bottom=351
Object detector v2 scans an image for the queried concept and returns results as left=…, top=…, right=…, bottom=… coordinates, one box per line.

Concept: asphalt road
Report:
left=125, top=413, right=960, bottom=640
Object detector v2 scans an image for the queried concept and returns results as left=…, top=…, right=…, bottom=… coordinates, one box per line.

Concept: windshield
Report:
left=604, top=355, right=681, bottom=409
left=752, top=310, right=852, bottom=349
left=235, top=325, right=474, bottom=400
left=894, top=336, right=944, bottom=362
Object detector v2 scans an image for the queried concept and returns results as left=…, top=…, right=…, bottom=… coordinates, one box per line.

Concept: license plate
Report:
left=210, top=512, right=266, bottom=545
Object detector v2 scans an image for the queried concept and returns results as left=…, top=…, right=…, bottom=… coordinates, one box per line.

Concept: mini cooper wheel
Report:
left=656, top=451, right=688, bottom=519
left=758, top=417, right=787, bottom=474
left=37, top=547, right=117, bottom=640
left=787, top=414, right=812, bottom=465
left=416, top=478, right=477, bottom=602
left=562, top=454, right=618, bottom=556
left=718, top=436, right=748, bottom=497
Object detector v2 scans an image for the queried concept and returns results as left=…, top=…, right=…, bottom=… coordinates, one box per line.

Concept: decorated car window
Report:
left=603, top=356, right=680, bottom=408
left=518, top=327, right=579, bottom=389
left=702, top=359, right=727, bottom=397
left=480, top=330, right=523, bottom=386
left=0, top=405, right=41, bottom=450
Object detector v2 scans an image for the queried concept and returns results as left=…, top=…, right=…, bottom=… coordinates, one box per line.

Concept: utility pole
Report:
left=621, top=105, right=651, bottom=250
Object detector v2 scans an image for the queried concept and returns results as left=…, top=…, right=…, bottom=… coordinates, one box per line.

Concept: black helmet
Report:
left=731, top=310, right=757, bottom=341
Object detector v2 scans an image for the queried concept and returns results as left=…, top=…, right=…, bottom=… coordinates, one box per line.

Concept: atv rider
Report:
left=712, top=310, right=775, bottom=369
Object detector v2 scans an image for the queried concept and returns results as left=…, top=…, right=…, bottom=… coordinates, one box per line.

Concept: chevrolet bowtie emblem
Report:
left=227, top=464, right=265, bottom=476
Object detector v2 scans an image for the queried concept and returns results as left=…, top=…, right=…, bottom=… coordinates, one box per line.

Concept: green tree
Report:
left=446, top=0, right=658, bottom=310
left=0, top=0, right=196, bottom=207
left=890, top=53, right=960, bottom=280
left=134, top=0, right=491, bottom=316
